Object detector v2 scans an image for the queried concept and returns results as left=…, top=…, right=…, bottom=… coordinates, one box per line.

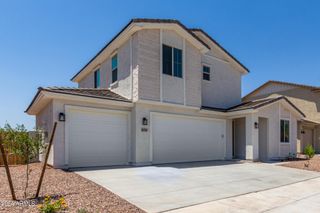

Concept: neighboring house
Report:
left=243, top=80, right=320, bottom=153
left=26, top=19, right=304, bottom=169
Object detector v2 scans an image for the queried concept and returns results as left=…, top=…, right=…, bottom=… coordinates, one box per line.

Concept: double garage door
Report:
left=66, top=106, right=129, bottom=168
left=151, top=113, right=226, bottom=164
left=66, top=106, right=226, bottom=167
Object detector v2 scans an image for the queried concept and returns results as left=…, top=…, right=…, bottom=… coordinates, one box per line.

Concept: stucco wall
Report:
left=36, top=101, right=54, bottom=165
left=79, top=72, right=94, bottom=88
left=201, top=55, right=242, bottom=108
left=78, top=39, right=132, bottom=100
left=137, top=29, right=161, bottom=101
left=257, top=102, right=298, bottom=159
left=136, top=29, right=202, bottom=107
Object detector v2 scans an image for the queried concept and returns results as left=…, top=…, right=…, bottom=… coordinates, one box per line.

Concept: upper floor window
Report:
left=112, top=54, right=118, bottom=83
left=203, top=65, right=210, bottom=81
left=94, top=69, right=100, bottom=88
left=280, top=119, right=290, bottom=143
left=162, top=44, right=183, bottom=78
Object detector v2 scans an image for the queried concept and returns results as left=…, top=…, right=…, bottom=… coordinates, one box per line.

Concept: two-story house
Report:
left=26, top=19, right=305, bottom=169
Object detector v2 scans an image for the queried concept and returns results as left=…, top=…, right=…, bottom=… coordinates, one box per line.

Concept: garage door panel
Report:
left=152, top=114, right=225, bottom=164
left=67, top=107, right=128, bottom=168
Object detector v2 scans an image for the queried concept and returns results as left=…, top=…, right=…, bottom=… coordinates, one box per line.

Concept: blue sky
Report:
left=0, top=0, right=319, bottom=130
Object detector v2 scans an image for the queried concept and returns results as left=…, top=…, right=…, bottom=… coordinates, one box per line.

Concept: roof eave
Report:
left=190, top=28, right=249, bottom=74
left=26, top=89, right=133, bottom=115
left=71, top=19, right=210, bottom=83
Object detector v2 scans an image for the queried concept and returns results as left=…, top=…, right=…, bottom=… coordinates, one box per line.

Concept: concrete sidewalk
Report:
left=167, top=177, right=320, bottom=213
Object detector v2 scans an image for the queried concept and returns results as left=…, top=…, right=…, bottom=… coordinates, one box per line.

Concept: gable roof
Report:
left=243, top=80, right=320, bottom=100
left=71, top=18, right=249, bottom=82
left=25, top=87, right=130, bottom=114
left=202, top=96, right=305, bottom=117
left=190, top=28, right=249, bottom=73
left=71, top=18, right=210, bottom=82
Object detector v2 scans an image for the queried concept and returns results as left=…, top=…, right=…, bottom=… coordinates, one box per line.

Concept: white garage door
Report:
left=66, top=106, right=129, bottom=168
left=151, top=113, right=226, bottom=164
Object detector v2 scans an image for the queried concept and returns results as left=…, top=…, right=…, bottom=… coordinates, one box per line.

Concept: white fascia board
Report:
left=27, top=91, right=133, bottom=115
left=73, top=22, right=209, bottom=82
left=73, top=23, right=140, bottom=82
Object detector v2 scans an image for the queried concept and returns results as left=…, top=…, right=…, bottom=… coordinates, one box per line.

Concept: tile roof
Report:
left=202, top=96, right=305, bottom=117
left=243, top=80, right=320, bottom=100
left=41, top=87, right=131, bottom=102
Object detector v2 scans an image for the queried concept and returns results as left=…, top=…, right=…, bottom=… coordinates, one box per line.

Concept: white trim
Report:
left=72, top=22, right=210, bottom=82
left=64, top=105, right=131, bottom=167
left=111, top=53, right=118, bottom=83
left=130, top=36, right=133, bottom=100
left=280, top=117, right=290, bottom=144
left=149, top=112, right=154, bottom=162
left=202, top=63, right=212, bottom=82
left=160, top=29, right=163, bottom=102
left=26, top=90, right=133, bottom=115
left=149, top=112, right=227, bottom=163
left=278, top=102, right=281, bottom=156
left=183, top=38, right=186, bottom=105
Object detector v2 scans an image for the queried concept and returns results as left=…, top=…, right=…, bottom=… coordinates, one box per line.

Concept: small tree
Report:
left=1, top=123, right=43, bottom=198
left=304, top=144, right=315, bottom=159
left=304, top=144, right=315, bottom=168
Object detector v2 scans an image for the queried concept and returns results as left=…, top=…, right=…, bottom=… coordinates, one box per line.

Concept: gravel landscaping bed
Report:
left=281, top=155, right=320, bottom=172
left=0, top=163, right=144, bottom=213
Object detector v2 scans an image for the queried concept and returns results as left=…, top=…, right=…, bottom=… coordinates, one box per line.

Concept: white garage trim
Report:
left=64, top=105, right=131, bottom=167
left=150, top=112, right=226, bottom=163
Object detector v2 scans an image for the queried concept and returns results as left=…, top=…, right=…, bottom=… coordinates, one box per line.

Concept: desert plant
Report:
left=304, top=144, right=315, bottom=159
left=38, top=195, right=68, bottom=213
left=1, top=123, right=43, bottom=198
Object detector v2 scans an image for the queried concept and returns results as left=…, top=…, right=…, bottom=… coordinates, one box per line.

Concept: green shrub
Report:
left=304, top=145, right=315, bottom=159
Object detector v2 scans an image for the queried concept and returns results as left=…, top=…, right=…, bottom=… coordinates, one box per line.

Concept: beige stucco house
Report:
left=243, top=80, right=320, bottom=153
left=26, top=19, right=304, bottom=169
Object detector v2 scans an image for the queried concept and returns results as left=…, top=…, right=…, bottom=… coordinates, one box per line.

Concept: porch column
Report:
left=245, top=114, right=259, bottom=160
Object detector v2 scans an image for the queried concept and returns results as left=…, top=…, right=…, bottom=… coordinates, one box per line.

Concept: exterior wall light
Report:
left=59, top=112, right=65, bottom=122
left=254, top=122, right=259, bottom=129
left=301, top=130, right=305, bottom=134
left=142, top=117, right=148, bottom=126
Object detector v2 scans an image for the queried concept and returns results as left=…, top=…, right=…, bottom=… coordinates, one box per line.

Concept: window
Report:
left=111, top=54, right=118, bottom=83
left=162, top=44, right=172, bottom=75
left=94, top=69, right=100, bottom=88
left=162, top=44, right=183, bottom=78
left=174, top=48, right=182, bottom=78
left=280, top=119, right=290, bottom=143
left=203, top=65, right=210, bottom=81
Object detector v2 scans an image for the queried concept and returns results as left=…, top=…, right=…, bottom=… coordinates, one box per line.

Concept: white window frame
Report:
left=162, top=44, right=183, bottom=79
left=280, top=118, right=290, bottom=143
left=202, top=64, right=212, bottom=81
left=111, top=52, right=118, bottom=84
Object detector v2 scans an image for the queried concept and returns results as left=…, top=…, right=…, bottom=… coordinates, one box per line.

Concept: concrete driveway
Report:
left=75, top=161, right=320, bottom=213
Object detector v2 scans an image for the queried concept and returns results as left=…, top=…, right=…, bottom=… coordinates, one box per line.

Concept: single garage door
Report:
left=66, top=106, right=129, bottom=168
left=151, top=113, right=226, bottom=164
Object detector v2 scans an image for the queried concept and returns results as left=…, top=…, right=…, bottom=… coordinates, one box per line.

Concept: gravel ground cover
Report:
left=281, top=155, right=320, bottom=172
left=0, top=163, right=144, bottom=213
